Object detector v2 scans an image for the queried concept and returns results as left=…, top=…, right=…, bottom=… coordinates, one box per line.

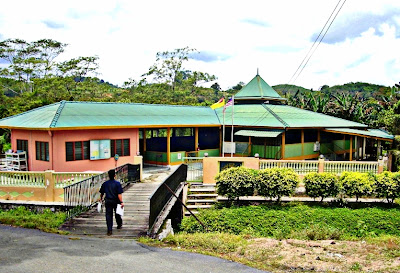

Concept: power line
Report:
left=283, top=0, right=347, bottom=93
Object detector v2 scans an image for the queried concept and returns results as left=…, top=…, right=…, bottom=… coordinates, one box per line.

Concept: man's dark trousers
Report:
left=105, top=201, right=122, bottom=232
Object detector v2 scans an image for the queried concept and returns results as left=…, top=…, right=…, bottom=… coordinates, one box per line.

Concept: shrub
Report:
left=340, top=172, right=375, bottom=201
left=375, top=171, right=400, bottom=203
left=215, top=167, right=257, bottom=201
left=256, top=168, right=299, bottom=202
left=304, top=172, right=340, bottom=201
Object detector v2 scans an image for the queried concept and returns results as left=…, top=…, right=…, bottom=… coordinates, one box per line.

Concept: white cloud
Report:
left=0, top=0, right=399, bottom=90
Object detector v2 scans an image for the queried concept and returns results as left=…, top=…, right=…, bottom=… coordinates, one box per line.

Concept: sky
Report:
left=0, top=0, right=399, bottom=90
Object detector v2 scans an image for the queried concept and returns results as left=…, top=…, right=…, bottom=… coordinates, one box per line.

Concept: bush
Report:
left=340, top=172, right=375, bottom=201
left=304, top=172, right=340, bottom=201
left=256, top=168, right=299, bottom=202
left=215, top=167, right=257, bottom=201
left=375, top=171, right=400, bottom=203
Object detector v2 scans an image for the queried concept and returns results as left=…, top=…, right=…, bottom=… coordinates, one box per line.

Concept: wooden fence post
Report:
left=44, top=170, right=55, bottom=202
left=318, top=158, right=325, bottom=173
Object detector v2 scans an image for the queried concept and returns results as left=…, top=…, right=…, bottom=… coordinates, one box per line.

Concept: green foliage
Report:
left=375, top=171, right=400, bottom=203
left=215, top=167, right=256, bottom=201
left=256, top=168, right=299, bottom=202
left=0, top=206, right=67, bottom=233
left=162, top=232, right=247, bottom=254
left=180, top=203, right=400, bottom=239
left=304, top=172, right=340, bottom=201
left=340, top=172, right=375, bottom=201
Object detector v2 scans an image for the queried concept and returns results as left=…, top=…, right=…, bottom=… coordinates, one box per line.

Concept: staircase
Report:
left=185, top=183, right=217, bottom=216
left=61, top=166, right=175, bottom=238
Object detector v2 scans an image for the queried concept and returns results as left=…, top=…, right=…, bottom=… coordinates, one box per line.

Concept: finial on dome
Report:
left=257, top=68, right=259, bottom=76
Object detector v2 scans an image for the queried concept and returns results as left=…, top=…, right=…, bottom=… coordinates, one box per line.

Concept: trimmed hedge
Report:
left=304, top=172, right=340, bottom=201
left=214, top=167, right=400, bottom=203
left=256, top=168, right=299, bottom=202
left=375, top=171, right=400, bottom=203
left=340, top=172, right=374, bottom=201
left=215, top=166, right=256, bottom=201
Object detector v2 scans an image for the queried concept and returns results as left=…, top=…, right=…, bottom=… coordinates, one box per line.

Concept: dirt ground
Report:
left=241, top=238, right=400, bottom=272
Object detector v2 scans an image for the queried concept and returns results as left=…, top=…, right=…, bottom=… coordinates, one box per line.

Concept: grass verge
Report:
left=0, top=206, right=67, bottom=233
left=180, top=203, right=400, bottom=240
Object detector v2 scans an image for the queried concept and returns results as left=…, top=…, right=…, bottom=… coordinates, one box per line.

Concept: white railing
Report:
left=53, top=172, right=101, bottom=188
left=0, top=171, right=45, bottom=187
left=324, top=161, right=378, bottom=174
left=260, top=159, right=380, bottom=175
left=260, top=160, right=319, bottom=175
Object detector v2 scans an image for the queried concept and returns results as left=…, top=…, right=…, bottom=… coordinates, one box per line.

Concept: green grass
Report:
left=180, top=203, right=400, bottom=240
left=0, top=206, right=67, bottom=233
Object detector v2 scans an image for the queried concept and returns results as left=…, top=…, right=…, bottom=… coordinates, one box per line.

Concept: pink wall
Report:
left=11, top=128, right=139, bottom=172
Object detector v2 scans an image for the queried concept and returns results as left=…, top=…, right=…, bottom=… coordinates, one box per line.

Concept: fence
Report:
left=184, top=157, right=203, bottom=182
left=260, top=160, right=319, bottom=175
left=63, top=164, right=140, bottom=219
left=260, top=159, right=381, bottom=175
left=324, top=161, right=379, bottom=174
left=148, top=164, right=187, bottom=235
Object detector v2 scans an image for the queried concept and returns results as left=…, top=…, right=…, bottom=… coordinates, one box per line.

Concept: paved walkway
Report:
left=0, top=225, right=266, bottom=273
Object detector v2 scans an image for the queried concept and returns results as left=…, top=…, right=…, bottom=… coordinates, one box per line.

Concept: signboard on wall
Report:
left=223, top=142, right=236, bottom=154
left=90, top=139, right=111, bottom=160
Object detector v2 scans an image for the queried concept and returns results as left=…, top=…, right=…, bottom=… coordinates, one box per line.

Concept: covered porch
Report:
left=140, top=126, right=220, bottom=166
left=221, top=127, right=393, bottom=161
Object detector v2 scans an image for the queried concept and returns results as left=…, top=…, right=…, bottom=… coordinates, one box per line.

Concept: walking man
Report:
left=99, top=169, right=124, bottom=236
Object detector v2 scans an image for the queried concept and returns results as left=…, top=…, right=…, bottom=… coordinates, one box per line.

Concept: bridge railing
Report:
left=63, top=164, right=140, bottom=219
left=148, top=164, right=187, bottom=235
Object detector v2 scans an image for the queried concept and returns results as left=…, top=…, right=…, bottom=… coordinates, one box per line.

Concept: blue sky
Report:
left=0, top=0, right=399, bottom=90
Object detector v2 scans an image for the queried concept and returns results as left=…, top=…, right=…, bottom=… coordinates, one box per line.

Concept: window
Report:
left=17, top=139, right=28, bottom=156
left=36, top=141, right=49, bottom=161
left=111, top=139, right=130, bottom=157
left=173, top=128, right=194, bottom=137
left=66, top=141, right=90, bottom=161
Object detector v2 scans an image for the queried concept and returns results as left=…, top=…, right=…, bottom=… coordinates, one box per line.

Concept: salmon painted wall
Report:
left=11, top=128, right=139, bottom=172
left=11, top=130, right=52, bottom=171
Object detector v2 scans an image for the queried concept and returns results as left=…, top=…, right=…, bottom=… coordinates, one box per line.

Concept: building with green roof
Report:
left=0, top=74, right=393, bottom=172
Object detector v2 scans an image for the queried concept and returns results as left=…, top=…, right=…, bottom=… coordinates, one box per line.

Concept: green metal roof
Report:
left=215, top=104, right=367, bottom=129
left=0, top=101, right=221, bottom=129
left=235, top=130, right=284, bottom=138
left=325, top=128, right=394, bottom=140
left=234, top=74, right=284, bottom=101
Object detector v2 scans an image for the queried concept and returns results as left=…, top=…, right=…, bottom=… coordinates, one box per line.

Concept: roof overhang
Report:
left=235, top=129, right=284, bottom=138
left=324, top=128, right=394, bottom=141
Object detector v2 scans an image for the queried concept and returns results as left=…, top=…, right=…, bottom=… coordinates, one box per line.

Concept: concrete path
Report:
left=0, top=225, right=267, bottom=273
left=61, top=167, right=176, bottom=238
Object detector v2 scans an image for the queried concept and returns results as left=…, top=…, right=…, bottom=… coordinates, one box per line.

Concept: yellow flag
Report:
left=210, top=98, right=225, bottom=109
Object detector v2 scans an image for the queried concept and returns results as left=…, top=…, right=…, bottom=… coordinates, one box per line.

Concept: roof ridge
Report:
left=262, top=104, right=289, bottom=128
left=61, top=100, right=212, bottom=109
left=0, top=101, right=61, bottom=122
left=50, top=100, right=67, bottom=128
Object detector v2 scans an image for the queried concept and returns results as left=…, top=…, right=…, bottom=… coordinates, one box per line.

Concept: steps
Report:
left=184, top=184, right=217, bottom=216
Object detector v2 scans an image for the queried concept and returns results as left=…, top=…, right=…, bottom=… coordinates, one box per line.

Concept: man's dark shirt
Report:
left=99, top=179, right=123, bottom=204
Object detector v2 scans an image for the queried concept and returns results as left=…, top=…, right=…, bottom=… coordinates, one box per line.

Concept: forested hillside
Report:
left=0, top=38, right=399, bottom=144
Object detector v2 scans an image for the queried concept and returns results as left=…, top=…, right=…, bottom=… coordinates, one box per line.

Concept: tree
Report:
left=142, top=47, right=197, bottom=91
left=0, top=39, right=67, bottom=91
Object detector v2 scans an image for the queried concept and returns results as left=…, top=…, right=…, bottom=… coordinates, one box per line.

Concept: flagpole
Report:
left=230, top=96, right=234, bottom=157
left=222, top=110, right=225, bottom=157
